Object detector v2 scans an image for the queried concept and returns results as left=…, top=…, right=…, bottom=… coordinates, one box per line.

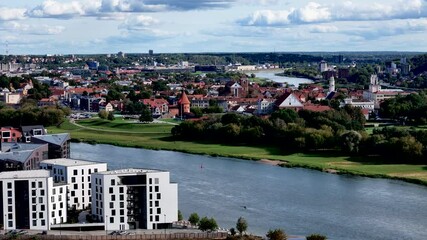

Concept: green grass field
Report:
left=48, top=119, right=427, bottom=185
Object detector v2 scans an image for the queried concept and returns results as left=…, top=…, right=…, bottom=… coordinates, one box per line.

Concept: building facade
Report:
left=0, top=170, right=67, bottom=230
left=91, top=169, right=178, bottom=231
left=40, top=159, right=107, bottom=210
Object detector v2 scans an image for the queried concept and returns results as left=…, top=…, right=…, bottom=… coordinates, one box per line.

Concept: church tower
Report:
left=178, top=91, right=191, bottom=116
left=329, top=76, right=335, bottom=94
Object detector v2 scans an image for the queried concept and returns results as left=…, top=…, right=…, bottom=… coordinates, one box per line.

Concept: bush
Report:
left=198, top=217, right=218, bottom=232
left=188, top=212, right=200, bottom=225
left=306, top=234, right=327, bottom=240
left=266, top=229, right=287, bottom=240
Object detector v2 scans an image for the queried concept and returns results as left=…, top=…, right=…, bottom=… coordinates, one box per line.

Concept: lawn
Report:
left=47, top=119, right=427, bottom=185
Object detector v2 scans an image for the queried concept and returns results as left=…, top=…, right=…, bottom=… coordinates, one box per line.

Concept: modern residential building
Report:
left=31, top=133, right=71, bottom=159
left=0, top=127, right=22, bottom=143
left=40, top=159, right=107, bottom=210
left=0, top=143, right=49, bottom=170
left=20, top=125, right=46, bottom=143
left=0, top=170, right=67, bottom=230
left=91, top=168, right=178, bottom=231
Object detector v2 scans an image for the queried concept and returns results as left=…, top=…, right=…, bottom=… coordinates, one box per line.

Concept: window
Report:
left=94, top=168, right=98, bottom=173
left=157, top=208, right=161, bottom=214
left=111, top=209, right=116, bottom=216
left=120, top=217, right=124, bottom=223
left=40, top=190, right=45, bottom=196
left=155, top=178, right=159, bottom=184
left=71, top=191, right=75, bottom=197
left=120, top=209, right=124, bottom=215
left=150, top=194, right=152, bottom=200
left=155, top=201, right=159, bottom=207
left=150, top=209, right=153, bottom=214
left=39, top=197, right=43, bottom=203
left=74, top=198, right=78, bottom=203
left=53, top=189, right=56, bottom=195
left=53, top=204, right=56, bottom=210
left=88, top=176, right=90, bottom=182
left=155, top=215, right=159, bottom=222
left=38, top=182, right=42, bottom=188
left=119, top=187, right=124, bottom=194
left=111, top=179, right=115, bottom=186
left=110, top=217, right=114, bottom=223
left=32, top=220, right=37, bottom=226
left=41, top=220, right=45, bottom=226
left=7, top=182, right=12, bottom=189
left=8, top=213, right=12, bottom=219
left=110, top=202, right=114, bottom=208
left=8, top=221, right=12, bottom=228
left=73, top=170, right=78, bottom=175
left=60, top=187, right=63, bottom=194
left=54, top=169, right=57, bottom=174
left=155, top=186, right=159, bottom=192
left=32, top=182, right=36, bottom=188
left=8, top=206, right=12, bottom=212
left=149, top=186, right=152, bottom=192
left=150, top=216, right=153, bottom=222
left=32, top=213, right=37, bottom=218
left=7, top=191, right=12, bottom=197
left=111, top=195, right=115, bottom=201
left=52, top=212, right=55, bottom=217
left=60, top=202, right=63, bottom=208
left=109, top=187, right=113, bottom=194
left=120, top=202, right=124, bottom=208
left=71, top=177, right=76, bottom=183
left=149, top=202, right=153, bottom=207
left=32, top=190, right=36, bottom=196
left=73, top=184, right=78, bottom=190
left=41, top=205, right=45, bottom=211
left=8, top=198, right=12, bottom=204
left=39, top=212, right=43, bottom=218
left=119, top=195, right=124, bottom=201
left=157, top=193, right=161, bottom=199
left=81, top=169, right=84, bottom=175
left=149, top=178, right=152, bottom=184
left=89, top=169, right=92, bottom=174
left=32, top=205, right=36, bottom=211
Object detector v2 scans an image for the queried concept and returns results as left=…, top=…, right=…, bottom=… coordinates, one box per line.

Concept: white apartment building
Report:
left=40, top=159, right=107, bottom=210
left=0, top=170, right=67, bottom=230
left=91, top=168, right=178, bottom=231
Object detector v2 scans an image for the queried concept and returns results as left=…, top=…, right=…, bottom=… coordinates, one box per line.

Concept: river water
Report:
left=250, top=70, right=313, bottom=87
left=71, top=143, right=427, bottom=240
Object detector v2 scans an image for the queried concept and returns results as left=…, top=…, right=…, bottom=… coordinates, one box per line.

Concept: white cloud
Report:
left=240, top=0, right=427, bottom=26
left=27, top=0, right=89, bottom=18
left=0, top=7, right=27, bottom=21
left=119, top=15, right=160, bottom=31
left=309, top=25, right=338, bottom=33
left=0, top=22, right=65, bottom=35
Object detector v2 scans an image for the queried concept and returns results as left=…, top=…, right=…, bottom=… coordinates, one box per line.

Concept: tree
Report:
left=188, top=213, right=200, bottom=225
left=306, top=234, right=327, bottom=240
left=229, top=228, right=236, bottom=236
left=266, top=229, right=287, bottom=240
left=198, top=217, right=218, bottom=232
left=191, top=107, right=203, bottom=118
left=341, top=131, right=362, bottom=153
left=236, top=217, right=248, bottom=236
left=177, top=210, right=183, bottom=221
left=107, top=111, right=115, bottom=121
left=98, top=110, right=108, bottom=119
left=139, top=108, right=153, bottom=123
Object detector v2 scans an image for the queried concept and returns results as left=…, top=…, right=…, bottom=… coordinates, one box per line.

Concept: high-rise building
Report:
left=91, top=168, right=178, bottom=231
left=40, top=158, right=107, bottom=210
left=319, top=60, right=328, bottom=72
left=149, top=50, right=154, bottom=55
left=0, top=170, right=67, bottom=230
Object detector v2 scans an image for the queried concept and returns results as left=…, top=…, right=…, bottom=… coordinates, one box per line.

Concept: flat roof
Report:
left=0, top=169, right=50, bottom=179
left=97, top=168, right=166, bottom=176
left=41, top=158, right=106, bottom=167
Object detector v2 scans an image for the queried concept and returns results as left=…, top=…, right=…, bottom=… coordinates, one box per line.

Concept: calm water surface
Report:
left=71, top=143, right=427, bottom=240
left=251, top=70, right=313, bottom=87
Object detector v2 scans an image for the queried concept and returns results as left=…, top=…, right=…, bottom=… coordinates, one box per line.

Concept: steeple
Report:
left=329, top=76, right=335, bottom=94
left=178, top=91, right=190, bottom=115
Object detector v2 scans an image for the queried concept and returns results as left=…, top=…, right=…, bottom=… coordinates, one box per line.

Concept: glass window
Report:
left=40, top=190, right=45, bottom=196
left=120, top=202, right=124, bottom=208
left=32, top=182, right=36, bottom=188
left=111, top=209, right=116, bottom=216
left=110, top=202, right=114, bottom=208
left=38, top=182, right=42, bottom=188
left=120, top=217, right=124, bottom=223
left=33, top=220, right=37, bottom=226
left=119, top=195, right=124, bottom=201
left=41, top=220, right=45, bottom=226
left=41, top=205, right=45, bottom=211
left=111, top=179, right=115, bottom=186
left=155, top=215, right=159, bottom=222
left=7, top=182, right=12, bottom=189
left=155, top=186, right=159, bottom=192
left=119, top=187, right=124, bottom=193
left=71, top=177, right=76, bottom=183
left=157, top=208, right=161, bottom=214
left=155, top=178, right=159, bottom=184
left=109, top=187, right=113, bottom=194
left=73, top=170, right=77, bottom=175
left=39, top=212, right=43, bottom=218
left=110, top=217, right=114, bottom=223
left=157, top=193, right=161, bottom=199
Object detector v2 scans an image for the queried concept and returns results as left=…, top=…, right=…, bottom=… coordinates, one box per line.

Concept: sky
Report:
left=1, top=0, right=427, bottom=54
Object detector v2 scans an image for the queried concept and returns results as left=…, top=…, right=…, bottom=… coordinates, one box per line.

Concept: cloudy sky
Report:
left=1, top=0, right=427, bottom=54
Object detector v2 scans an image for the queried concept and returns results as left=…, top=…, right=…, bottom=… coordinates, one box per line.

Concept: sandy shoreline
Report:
left=259, top=159, right=285, bottom=166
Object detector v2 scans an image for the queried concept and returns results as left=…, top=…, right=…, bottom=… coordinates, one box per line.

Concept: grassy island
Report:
left=48, top=118, right=427, bottom=186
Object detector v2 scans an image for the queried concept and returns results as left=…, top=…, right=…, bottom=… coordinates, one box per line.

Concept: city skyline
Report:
left=1, top=0, right=427, bottom=54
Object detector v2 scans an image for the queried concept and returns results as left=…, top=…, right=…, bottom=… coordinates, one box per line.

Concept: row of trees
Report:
left=0, top=104, right=70, bottom=127
left=172, top=108, right=427, bottom=163
left=379, top=91, right=427, bottom=124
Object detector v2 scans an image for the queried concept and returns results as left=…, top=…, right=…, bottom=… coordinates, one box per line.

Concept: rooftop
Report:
left=2, top=142, right=47, bottom=152
left=97, top=168, right=165, bottom=175
left=32, top=133, right=70, bottom=145
left=41, top=158, right=106, bottom=167
left=0, top=169, right=50, bottom=179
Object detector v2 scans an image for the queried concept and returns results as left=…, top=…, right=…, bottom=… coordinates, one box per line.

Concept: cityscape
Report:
left=0, top=0, right=427, bottom=240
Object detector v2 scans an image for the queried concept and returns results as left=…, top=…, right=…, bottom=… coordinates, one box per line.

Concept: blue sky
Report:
left=1, top=0, right=427, bottom=54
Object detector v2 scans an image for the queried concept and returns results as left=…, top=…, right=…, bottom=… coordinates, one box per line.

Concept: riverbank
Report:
left=48, top=119, right=427, bottom=186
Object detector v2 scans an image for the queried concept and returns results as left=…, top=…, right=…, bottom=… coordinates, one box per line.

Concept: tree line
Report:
left=0, top=104, right=70, bottom=127
left=172, top=107, right=427, bottom=163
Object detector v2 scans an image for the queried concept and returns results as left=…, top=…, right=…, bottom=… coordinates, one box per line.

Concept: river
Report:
left=250, top=70, right=313, bottom=87
left=71, top=143, right=427, bottom=240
